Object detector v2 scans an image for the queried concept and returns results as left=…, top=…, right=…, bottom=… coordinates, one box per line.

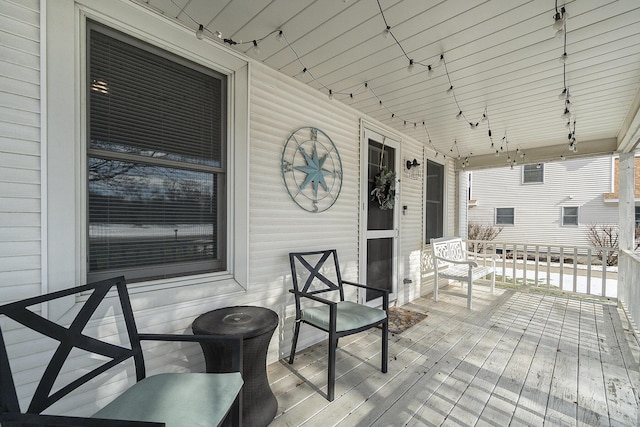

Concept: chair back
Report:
left=289, top=249, right=346, bottom=303
left=431, top=237, right=467, bottom=268
left=0, top=276, right=145, bottom=415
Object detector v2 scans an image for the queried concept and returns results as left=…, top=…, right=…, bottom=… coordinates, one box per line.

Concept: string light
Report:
left=185, top=0, right=525, bottom=167
left=195, top=24, right=204, bottom=40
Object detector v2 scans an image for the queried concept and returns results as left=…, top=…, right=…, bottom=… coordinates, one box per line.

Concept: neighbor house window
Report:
left=562, top=206, right=579, bottom=226
left=495, top=208, right=515, bottom=225
left=636, top=206, right=640, bottom=228
left=87, top=23, right=227, bottom=282
left=522, top=163, right=544, bottom=183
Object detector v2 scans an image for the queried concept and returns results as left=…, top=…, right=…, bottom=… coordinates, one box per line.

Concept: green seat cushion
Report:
left=302, top=301, right=387, bottom=332
left=93, top=372, right=242, bottom=427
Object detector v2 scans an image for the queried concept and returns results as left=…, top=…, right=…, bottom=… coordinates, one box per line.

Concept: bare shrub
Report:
left=586, top=224, right=619, bottom=266
left=467, top=221, right=503, bottom=253
left=586, top=223, right=640, bottom=266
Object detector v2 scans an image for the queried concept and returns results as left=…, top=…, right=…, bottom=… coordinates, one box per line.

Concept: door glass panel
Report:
left=366, top=237, right=393, bottom=301
left=425, top=160, right=444, bottom=243
left=367, top=140, right=395, bottom=230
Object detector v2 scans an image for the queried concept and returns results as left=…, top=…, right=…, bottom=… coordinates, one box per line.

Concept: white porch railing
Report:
left=464, top=240, right=619, bottom=299
left=467, top=240, right=618, bottom=299
left=618, top=250, right=640, bottom=336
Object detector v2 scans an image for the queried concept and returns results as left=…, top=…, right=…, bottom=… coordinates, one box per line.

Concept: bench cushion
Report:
left=302, top=301, right=387, bottom=332
left=93, top=372, right=243, bottom=427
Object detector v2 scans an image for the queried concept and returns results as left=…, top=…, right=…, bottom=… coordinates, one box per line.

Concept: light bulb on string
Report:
left=558, top=88, right=567, bottom=100
left=252, top=40, right=261, bottom=55
left=195, top=24, right=205, bottom=40
left=561, top=108, right=571, bottom=119
left=328, top=89, right=333, bottom=100
left=456, top=111, right=463, bottom=120
left=213, top=30, right=222, bottom=39
left=560, top=155, right=566, bottom=160
left=559, top=52, right=568, bottom=63
left=408, top=59, right=414, bottom=72
left=447, top=85, right=453, bottom=94
left=495, top=150, right=500, bottom=157
left=383, top=25, right=391, bottom=38
left=427, top=65, right=434, bottom=77
left=276, top=30, right=283, bottom=42
left=552, top=12, right=564, bottom=30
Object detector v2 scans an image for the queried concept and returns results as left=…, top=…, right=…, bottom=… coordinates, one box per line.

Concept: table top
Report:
left=192, top=306, right=278, bottom=338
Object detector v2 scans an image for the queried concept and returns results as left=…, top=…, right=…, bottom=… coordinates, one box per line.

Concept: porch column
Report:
left=618, top=152, right=635, bottom=251
left=458, top=170, right=469, bottom=239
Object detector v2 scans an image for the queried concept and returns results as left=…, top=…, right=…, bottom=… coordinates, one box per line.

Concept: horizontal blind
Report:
left=87, top=23, right=226, bottom=282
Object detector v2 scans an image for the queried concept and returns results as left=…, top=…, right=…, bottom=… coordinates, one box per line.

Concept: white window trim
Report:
left=562, top=206, right=579, bottom=227
left=495, top=207, right=515, bottom=226
left=44, top=0, right=249, bottom=317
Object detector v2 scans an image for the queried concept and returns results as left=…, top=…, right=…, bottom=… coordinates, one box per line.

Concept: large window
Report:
left=522, top=163, right=544, bottom=184
left=425, top=160, right=444, bottom=243
left=495, top=208, right=515, bottom=225
left=87, top=23, right=227, bottom=282
left=562, top=206, right=579, bottom=226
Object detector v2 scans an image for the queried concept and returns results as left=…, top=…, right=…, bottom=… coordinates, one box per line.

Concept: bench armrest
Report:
left=434, top=257, right=479, bottom=268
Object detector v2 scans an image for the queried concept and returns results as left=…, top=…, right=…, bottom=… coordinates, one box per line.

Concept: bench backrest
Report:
left=430, top=237, right=468, bottom=267
left=0, top=276, right=145, bottom=415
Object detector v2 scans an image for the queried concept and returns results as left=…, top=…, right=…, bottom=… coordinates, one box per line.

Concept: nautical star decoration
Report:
left=281, top=127, right=343, bottom=213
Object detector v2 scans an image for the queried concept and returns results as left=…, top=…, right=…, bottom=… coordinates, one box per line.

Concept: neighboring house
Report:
left=468, top=155, right=640, bottom=247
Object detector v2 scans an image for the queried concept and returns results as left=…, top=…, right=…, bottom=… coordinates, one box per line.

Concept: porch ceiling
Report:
left=137, top=0, right=640, bottom=168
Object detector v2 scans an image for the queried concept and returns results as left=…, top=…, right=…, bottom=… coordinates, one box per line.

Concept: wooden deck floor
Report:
left=267, top=287, right=640, bottom=426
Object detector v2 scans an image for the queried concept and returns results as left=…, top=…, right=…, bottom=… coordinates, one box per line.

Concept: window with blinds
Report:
left=87, top=22, right=227, bottom=282
left=522, top=163, right=544, bottom=184
left=495, top=207, right=515, bottom=225
left=562, top=206, right=579, bottom=226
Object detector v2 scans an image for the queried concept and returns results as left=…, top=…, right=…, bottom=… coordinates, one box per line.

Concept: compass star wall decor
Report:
left=281, top=127, right=343, bottom=213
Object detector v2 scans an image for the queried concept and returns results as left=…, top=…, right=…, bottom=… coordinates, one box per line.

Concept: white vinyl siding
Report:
left=0, top=0, right=41, bottom=304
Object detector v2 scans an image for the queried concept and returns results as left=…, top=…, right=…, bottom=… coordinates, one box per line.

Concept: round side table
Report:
left=192, top=306, right=278, bottom=427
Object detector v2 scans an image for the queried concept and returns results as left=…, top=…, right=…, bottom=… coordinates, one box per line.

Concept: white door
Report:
left=360, top=126, right=400, bottom=305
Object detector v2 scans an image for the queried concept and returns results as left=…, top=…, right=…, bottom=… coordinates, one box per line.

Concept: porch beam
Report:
left=460, top=138, right=617, bottom=171
left=617, top=86, right=640, bottom=153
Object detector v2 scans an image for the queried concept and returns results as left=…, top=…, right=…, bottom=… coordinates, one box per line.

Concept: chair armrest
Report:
left=342, top=280, right=389, bottom=295
left=289, top=289, right=336, bottom=306
left=1, top=412, right=164, bottom=426
left=138, top=334, right=242, bottom=373
left=341, top=281, right=390, bottom=310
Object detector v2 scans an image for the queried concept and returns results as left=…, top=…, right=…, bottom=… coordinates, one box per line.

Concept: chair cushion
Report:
left=302, top=301, right=387, bottom=332
left=92, top=372, right=242, bottom=427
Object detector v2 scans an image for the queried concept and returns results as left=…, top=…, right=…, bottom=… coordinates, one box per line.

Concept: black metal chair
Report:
left=0, top=276, right=243, bottom=427
left=288, top=249, right=389, bottom=401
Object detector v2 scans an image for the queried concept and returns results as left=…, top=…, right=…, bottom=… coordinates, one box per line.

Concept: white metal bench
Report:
left=430, top=236, right=496, bottom=309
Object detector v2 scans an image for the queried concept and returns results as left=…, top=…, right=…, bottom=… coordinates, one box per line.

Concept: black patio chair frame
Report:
left=0, top=276, right=243, bottom=427
left=288, top=249, right=389, bottom=401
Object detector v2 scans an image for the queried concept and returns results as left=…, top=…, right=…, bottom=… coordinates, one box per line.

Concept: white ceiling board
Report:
left=132, top=0, right=640, bottom=161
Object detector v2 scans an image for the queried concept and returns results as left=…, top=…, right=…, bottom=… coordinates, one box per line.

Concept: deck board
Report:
left=268, top=288, right=640, bottom=426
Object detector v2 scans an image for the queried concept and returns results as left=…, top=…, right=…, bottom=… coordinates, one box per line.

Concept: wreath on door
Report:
left=371, top=167, right=396, bottom=210
left=370, top=137, right=396, bottom=210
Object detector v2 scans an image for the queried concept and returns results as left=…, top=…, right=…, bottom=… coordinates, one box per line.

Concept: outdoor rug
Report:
left=385, top=306, right=428, bottom=334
